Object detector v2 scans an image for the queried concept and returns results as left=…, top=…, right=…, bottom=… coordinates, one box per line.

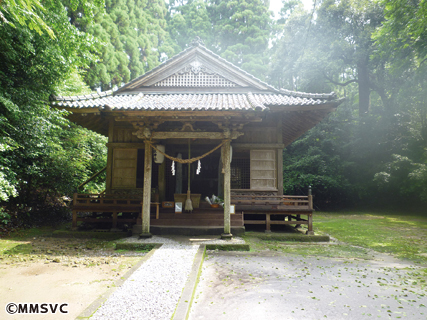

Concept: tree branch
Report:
left=323, top=72, right=358, bottom=87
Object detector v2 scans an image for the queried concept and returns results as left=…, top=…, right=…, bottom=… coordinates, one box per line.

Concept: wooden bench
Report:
left=72, top=193, right=160, bottom=230
left=231, top=194, right=314, bottom=234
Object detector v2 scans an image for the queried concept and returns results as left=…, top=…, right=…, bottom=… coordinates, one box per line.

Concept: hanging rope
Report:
left=146, top=139, right=230, bottom=164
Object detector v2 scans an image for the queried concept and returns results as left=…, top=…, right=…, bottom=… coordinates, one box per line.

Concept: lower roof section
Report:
left=52, top=90, right=343, bottom=147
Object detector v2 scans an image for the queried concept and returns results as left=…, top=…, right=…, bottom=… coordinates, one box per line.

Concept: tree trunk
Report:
left=357, top=60, right=370, bottom=115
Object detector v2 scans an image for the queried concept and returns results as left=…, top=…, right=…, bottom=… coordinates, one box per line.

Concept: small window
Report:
left=250, top=150, right=277, bottom=190
left=231, top=158, right=250, bottom=189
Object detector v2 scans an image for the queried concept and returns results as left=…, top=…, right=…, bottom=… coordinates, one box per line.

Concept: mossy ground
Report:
left=243, top=210, right=427, bottom=265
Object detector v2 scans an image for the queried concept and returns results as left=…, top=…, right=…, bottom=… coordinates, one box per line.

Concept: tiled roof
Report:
left=52, top=91, right=336, bottom=112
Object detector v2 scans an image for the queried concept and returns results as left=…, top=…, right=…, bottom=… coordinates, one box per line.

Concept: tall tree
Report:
left=208, top=0, right=272, bottom=79
left=0, top=0, right=106, bottom=226
left=314, top=0, right=384, bottom=115
left=168, top=0, right=273, bottom=80
left=167, top=0, right=213, bottom=51
left=70, top=0, right=176, bottom=90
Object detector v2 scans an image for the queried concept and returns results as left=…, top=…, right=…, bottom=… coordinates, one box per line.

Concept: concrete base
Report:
left=220, top=233, right=233, bottom=240
left=134, top=226, right=245, bottom=236
left=132, top=224, right=142, bottom=234
left=306, top=230, right=315, bottom=235
left=139, top=232, right=152, bottom=239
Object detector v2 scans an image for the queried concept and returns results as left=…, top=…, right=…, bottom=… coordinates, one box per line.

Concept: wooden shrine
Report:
left=52, top=38, right=343, bottom=237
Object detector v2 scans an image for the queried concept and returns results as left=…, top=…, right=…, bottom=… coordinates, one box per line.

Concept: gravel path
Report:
left=91, top=239, right=199, bottom=320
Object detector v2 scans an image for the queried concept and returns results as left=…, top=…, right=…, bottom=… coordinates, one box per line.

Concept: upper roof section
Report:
left=51, top=37, right=341, bottom=113
left=115, top=37, right=278, bottom=94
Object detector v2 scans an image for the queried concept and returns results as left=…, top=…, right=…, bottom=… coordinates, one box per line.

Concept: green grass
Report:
left=242, top=210, right=427, bottom=265
left=314, top=211, right=427, bottom=264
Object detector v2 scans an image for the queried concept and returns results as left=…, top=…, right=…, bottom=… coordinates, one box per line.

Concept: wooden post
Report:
left=72, top=193, right=78, bottom=230
left=175, top=153, right=182, bottom=194
left=277, top=149, right=283, bottom=196
left=72, top=211, right=77, bottom=229
left=221, top=140, right=232, bottom=239
left=307, top=186, right=314, bottom=235
left=158, top=160, right=166, bottom=203
left=307, top=213, right=313, bottom=234
left=106, top=119, right=114, bottom=193
left=112, top=212, right=118, bottom=230
left=266, top=213, right=271, bottom=232
left=277, top=115, right=284, bottom=196
left=140, top=141, right=152, bottom=238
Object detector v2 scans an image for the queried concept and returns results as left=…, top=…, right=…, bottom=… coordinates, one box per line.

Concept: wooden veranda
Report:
left=72, top=190, right=314, bottom=234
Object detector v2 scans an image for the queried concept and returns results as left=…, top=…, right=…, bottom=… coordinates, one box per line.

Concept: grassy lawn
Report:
left=314, top=211, right=427, bottom=265
left=243, top=210, right=427, bottom=265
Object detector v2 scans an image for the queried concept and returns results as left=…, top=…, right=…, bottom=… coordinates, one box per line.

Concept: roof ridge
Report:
left=53, top=90, right=114, bottom=102
left=279, top=88, right=336, bottom=100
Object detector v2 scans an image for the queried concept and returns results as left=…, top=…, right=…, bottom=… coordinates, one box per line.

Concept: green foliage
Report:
left=167, top=0, right=213, bottom=51
left=269, top=0, right=427, bottom=209
left=72, top=0, right=176, bottom=90
left=209, top=0, right=272, bottom=79
left=0, top=0, right=55, bottom=37
left=168, top=0, right=273, bottom=80
left=374, top=154, right=427, bottom=203
left=373, top=0, right=427, bottom=71
left=0, top=0, right=106, bottom=228
left=282, top=110, right=354, bottom=209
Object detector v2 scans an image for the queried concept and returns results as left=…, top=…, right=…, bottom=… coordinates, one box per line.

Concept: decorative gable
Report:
left=115, top=40, right=275, bottom=94
left=153, top=60, right=238, bottom=88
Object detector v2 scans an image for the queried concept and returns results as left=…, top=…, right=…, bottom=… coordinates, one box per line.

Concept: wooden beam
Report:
left=106, top=143, right=146, bottom=148
left=232, top=143, right=285, bottom=149
left=134, top=130, right=244, bottom=140
left=114, top=116, right=263, bottom=123
left=78, top=166, right=106, bottom=190
left=106, top=110, right=251, bottom=117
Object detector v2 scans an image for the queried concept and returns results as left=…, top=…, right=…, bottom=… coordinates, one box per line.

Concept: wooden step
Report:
left=157, top=213, right=243, bottom=220
left=151, top=219, right=244, bottom=227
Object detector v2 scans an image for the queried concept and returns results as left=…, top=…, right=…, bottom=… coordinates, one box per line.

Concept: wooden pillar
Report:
left=266, top=213, right=271, bottom=232
left=277, top=149, right=283, bottom=196
left=105, top=119, right=115, bottom=193
left=175, top=153, right=182, bottom=194
left=72, top=193, right=78, bottom=229
left=308, top=185, right=313, bottom=209
left=158, top=160, right=166, bottom=203
left=221, top=140, right=232, bottom=239
left=112, top=212, right=118, bottom=230
left=140, top=141, right=152, bottom=238
left=307, top=186, right=314, bottom=235
left=277, top=115, right=283, bottom=196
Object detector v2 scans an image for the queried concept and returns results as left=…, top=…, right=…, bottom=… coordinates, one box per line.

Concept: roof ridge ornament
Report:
left=190, top=37, right=205, bottom=47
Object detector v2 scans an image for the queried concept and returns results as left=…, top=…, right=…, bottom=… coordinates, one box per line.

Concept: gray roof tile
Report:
left=52, top=92, right=334, bottom=112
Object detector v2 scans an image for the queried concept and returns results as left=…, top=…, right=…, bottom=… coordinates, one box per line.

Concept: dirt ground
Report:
left=0, top=236, right=144, bottom=320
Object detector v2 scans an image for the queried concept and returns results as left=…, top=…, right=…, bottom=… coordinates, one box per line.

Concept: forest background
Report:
left=0, top=0, right=426, bottom=230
